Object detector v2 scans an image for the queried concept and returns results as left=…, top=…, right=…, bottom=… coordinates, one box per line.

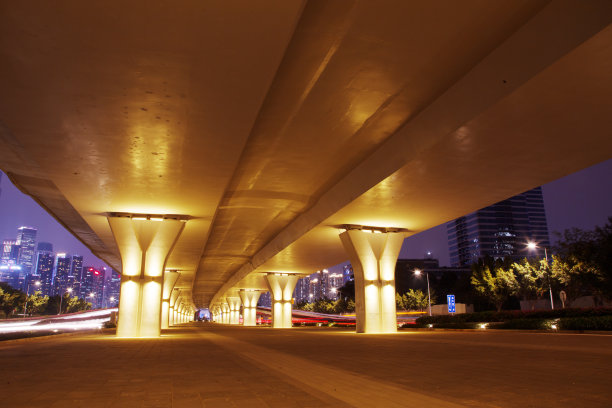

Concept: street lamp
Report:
left=527, top=241, right=554, bottom=310
left=330, top=287, right=338, bottom=300
left=23, top=280, right=41, bottom=317
left=108, top=296, right=115, bottom=308
left=414, top=269, right=432, bottom=316
left=58, top=287, right=73, bottom=315
left=89, top=293, right=96, bottom=309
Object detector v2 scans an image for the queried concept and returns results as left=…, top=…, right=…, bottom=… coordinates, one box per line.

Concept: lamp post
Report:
left=108, top=296, right=115, bottom=308
left=23, top=280, right=41, bottom=317
left=414, top=269, right=432, bottom=316
left=527, top=241, right=554, bottom=310
left=58, top=287, right=73, bottom=315
left=89, top=293, right=96, bottom=309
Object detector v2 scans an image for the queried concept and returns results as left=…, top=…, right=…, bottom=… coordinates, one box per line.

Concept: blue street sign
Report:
left=447, top=294, right=456, bottom=313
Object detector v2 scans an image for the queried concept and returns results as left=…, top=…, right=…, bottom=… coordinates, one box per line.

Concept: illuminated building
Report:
left=53, top=254, right=72, bottom=295
left=35, top=243, right=55, bottom=296
left=80, top=266, right=105, bottom=308
left=69, top=255, right=83, bottom=296
left=105, top=270, right=121, bottom=307
left=0, top=264, right=23, bottom=289
left=342, top=264, right=353, bottom=284
left=447, top=187, right=550, bottom=266
left=1, top=239, right=19, bottom=265
left=16, top=226, right=37, bottom=275
left=293, top=275, right=310, bottom=303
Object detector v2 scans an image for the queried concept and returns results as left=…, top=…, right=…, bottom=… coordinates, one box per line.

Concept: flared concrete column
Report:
left=339, top=229, right=406, bottom=333
left=221, top=303, right=230, bottom=324
left=215, top=306, right=222, bottom=322
left=239, top=290, right=262, bottom=326
left=161, top=271, right=179, bottom=329
left=265, top=274, right=298, bottom=328
left=227, top=297, right=241, bottom=325
left=108, top=214, right=186, bottom=338
left=169, top=289, right=179, bottom=326
left=168, top=305, right=174, bottom=326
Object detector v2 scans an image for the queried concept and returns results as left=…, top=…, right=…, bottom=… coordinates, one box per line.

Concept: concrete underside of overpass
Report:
left=1, top=324, right=611, bottom=407
left=1, top=1, right=612, bottom=335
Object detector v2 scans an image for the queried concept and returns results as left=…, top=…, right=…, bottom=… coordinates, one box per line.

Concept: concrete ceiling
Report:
left=0, top=1, right=611, bottom=309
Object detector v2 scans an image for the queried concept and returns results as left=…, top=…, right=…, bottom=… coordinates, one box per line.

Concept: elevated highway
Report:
left=1, top=1, right=612, bottom=336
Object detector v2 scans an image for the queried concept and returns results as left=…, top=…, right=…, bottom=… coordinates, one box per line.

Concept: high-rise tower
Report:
left=53, top=253, right=72, bottom=296
left=447, top=187, right=550, bottom=267
left=16, top=226, right=37, bottom=275
left=35, top=242, right=54, bottom=296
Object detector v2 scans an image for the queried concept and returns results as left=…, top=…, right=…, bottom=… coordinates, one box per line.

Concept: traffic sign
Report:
left=447, top=294, right=456, bottom=313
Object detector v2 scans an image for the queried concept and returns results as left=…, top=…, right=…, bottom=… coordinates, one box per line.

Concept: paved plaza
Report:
left=1, top=324, right=611, bottom=407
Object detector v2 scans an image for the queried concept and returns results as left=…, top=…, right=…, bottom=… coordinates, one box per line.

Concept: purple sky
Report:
left=1, top=158, right=611, bottom=270
left=398, top=158, right=612, bottom=266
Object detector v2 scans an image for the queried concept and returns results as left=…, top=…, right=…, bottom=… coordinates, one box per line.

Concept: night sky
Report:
left=1, top=158, right=611, bottom=270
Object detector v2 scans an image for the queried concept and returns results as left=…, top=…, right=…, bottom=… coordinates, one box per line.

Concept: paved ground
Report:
left=1, top=324, right=611, bottom=407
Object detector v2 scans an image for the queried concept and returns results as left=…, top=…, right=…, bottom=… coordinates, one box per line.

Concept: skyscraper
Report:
left=80, top=266, right=105, bottom=307
left=69, top=255, right=83, bottom=295
left=447, top=187, right=550, bottom=267
left=36, top=252, right=55, bottom=296
left=35, top=242, right=54, bottom=296
left=1, top=240, right=19, bottom=265
left=16, top=226, right=37, bottom=275
left=53, top=253, right=72, bottom=295
left=105, top=270, right=121, bottom=307
left=37, top=242, right=53, bottom=253
left=294, top=275, right=310, bottom=303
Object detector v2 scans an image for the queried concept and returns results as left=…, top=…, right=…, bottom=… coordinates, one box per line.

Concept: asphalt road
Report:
left=1, top=324, right=610, bottom=407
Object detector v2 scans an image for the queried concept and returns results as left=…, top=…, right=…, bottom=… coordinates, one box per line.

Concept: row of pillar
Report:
left=110, top=212, right=406, bottom=336
left=212, top=228, right=405, bottom=333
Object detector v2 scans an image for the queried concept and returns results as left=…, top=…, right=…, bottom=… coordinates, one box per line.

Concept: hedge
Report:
left=416, top=308, right=612, bottom=325
left=558, top=316, right=612, bottom=331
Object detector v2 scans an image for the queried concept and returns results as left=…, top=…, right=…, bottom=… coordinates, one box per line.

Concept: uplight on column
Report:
left=108, top=213, right=188, bottom=338
left=339, top=225, right=408, bottom=334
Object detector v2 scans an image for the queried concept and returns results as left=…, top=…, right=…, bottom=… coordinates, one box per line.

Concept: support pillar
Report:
left=227, top=297, right=241, bottom=325
left=239, top=290, right=262, bottom=326
left=221, top=303, right=230, bottom=324
left=168, top=306, right=174, bottom=326
left=339, top=229, right=406, bottom=333
left=161, top=271, right=179, bottom=329
left=108, top=214, right=186, bottom=338
left=265, top=274, right=298, bottom=328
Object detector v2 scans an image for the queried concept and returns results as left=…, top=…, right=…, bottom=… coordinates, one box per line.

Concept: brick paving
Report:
left=1, top=324, right=611, bottom=407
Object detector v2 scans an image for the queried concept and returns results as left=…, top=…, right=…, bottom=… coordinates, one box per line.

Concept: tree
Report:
left=25, top=291, right=48, bottom=315
left=512, top=258, right=549, bottom=310
left=554, top=217, right=612, bottom=298
left=402, top=289, right=435, bottom=311
left=0, top=284, right=25, bottom=317
left=470, top=265, right=518, bottom=312
left=550, top=254, right=602, bottom=305
left=395, top=293, right=405, bottom=310
left=66, top=297, right=92, bottom=313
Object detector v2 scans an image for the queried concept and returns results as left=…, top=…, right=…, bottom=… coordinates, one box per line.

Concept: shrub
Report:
left=416, top=308, right=612, bottom=325
left=558, top=316, right=612, bottom=331
left=495, top=318, right=550, bottom=330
